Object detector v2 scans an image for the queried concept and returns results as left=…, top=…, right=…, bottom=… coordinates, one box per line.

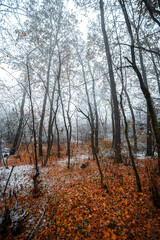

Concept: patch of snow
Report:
left=58, top=154, right=90, bottom=164
left=0, top=164, right=34, bottom=197
left=136, top=153, right=152, bottom=159
left=2, top=148, right=10, bottom=157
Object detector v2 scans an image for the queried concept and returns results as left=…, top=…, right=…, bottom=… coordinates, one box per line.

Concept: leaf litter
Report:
left=0, top=144, right=160, bottom=239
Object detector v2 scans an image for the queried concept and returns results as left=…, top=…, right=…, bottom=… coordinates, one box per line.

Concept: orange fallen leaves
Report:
left=1, top=143, right=160, bottom=240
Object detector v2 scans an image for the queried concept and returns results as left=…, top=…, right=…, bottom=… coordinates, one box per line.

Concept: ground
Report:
left=0, top=142, right=160, bottom=239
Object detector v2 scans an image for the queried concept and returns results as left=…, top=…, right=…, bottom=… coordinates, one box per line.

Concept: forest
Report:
left=0, top=0, right=160, bottom=239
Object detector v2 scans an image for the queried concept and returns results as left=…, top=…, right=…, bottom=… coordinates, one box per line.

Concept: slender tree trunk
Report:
left=46, top=85, right=56, bottom=162
left=120, top=93, right=142, bottom=192
left=76, top=113, right=79, bottom=147
left=10, top=90, right=26, bottom=155
left=55, top=115, right=61, bottom=158
left=76, top=49, right=96, bottom=157
left=88, top=63, right=99, bottom=153
left=57, top=54, right=71, bottom=168
left=78, top=109, right=106, bottom=188
left=136, top=30, right=153, bottom=156
left=150, top=53, right=160, bottom=94
left=125, top=87, right=137, bottom=150
left=111, top=99, right=115, bottom=148
left=100, top=0, right=122, bottom=162
left=66, top=67, right=72, bottom=165
left=27, top=60, right=39, bottom=177
left=45, top=69, right=60, bottom=164
left=0, top=139, right=2, bottom=163
left=111, top=5, right=138, bottom=151
left=147, top=109, right=153, bottom=156
left=39, top=51, right=53, bottom=156
left=141, top=30, right=160, bottom=94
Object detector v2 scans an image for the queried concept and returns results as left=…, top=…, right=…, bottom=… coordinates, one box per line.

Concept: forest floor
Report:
left=0, top=141, right=160, bottom=240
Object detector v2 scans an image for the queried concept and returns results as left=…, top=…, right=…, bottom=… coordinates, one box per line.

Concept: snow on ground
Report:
left=39, top=154, right=91, bottom=193
left=0, top=152, right=153, bottom=198
left=0, top=154, right=90, bottom=198
left=0, top=165, right=34, bottom=198
left=136, top=153, right=153, bottom=159
left=58, top=154, right=90, bottom=164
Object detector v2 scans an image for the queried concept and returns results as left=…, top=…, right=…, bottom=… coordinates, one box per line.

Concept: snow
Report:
left=0, top=154, right=91, bottom=199
left=136, top=153, right=152, bottom=159
left=0, top=152, right=153, bottom=199
left=58, top=154, right=90, bottom=164
left=2, top=148, right=10, bottom=157
left=0, top=164, right=34, bottom=197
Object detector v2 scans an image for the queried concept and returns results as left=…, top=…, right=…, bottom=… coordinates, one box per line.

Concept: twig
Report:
left=26, top=205, right=46, bottom=240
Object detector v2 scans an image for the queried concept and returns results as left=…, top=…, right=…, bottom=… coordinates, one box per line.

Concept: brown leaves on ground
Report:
left=0, top=143, right=160, bottom=239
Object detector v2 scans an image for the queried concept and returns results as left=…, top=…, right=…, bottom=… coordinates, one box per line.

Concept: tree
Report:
left=10, top=89, right=26, bottom=155
left=57, top=51, right=72, bottom=169
left=99, top=0, right=122, bottom=163
left=44, top=77, right=58, bottom=166
left=119, top=0, right=160, bottom=173
left=120, top=91, right=142, bottom=192
left=88, top=62, right=99, bottom=153
left=26, top=50, right=39, bottom=178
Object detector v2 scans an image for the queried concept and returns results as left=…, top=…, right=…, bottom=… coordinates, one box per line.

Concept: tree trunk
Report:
left=55, top=115, right=61, bottom=158
left=76, top=113, right=79, bottom=147
left=76, top=48, right=96, bottom=157
left=141, top=31, right=160, bottom=94
left=88, top=63, right=99, bottom=153
left=39, top=52, right=53, bottom=156
left=120, top=93, right=142, bottom=192
left=27, top=59, right=39, bottom=177
left=100, top=0, right=122, bottom=162
left=45, top=68, right=60, bottom=165
left=78, top=109, right=106, bottom=188
left=57, top=54, right=71, bottom=169
left=10, top=90, right=26, bottom=155
left=111, top=5, right=138, bottom=151
left=111, top=98, right=115, bottom=148
left=136, top=30, right=153, bottom=156
left=0, top=139, right=2, bottom=163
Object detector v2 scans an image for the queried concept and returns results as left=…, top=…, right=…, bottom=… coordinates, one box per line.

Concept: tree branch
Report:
left=142, top=0, right=160, bottom=27
left=119, top=43, right=160, bottom=56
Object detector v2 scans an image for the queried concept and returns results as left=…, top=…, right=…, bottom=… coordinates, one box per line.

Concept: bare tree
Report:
left=26, top=51, right=39, bottom=178
left=119, top=0, right=160, bottom=173
left=88, top=62, right=99, bottom=153
left=100, top=0, right=122, bottom=162
left=57, top=53, right=72, bottom=169
left=120, top=91, right=142, bottom=192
